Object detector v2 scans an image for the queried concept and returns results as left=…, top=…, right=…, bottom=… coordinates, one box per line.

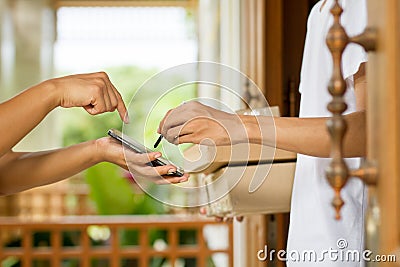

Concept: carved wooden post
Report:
left=325, top=0, right=377, bottom=219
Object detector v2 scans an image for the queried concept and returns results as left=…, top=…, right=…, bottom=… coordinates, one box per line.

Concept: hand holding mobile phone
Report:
left=107, top=129, right=184, bottom=177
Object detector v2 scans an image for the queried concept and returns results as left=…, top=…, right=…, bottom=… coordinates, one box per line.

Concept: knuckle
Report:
left=94, top=77, right=105, bottom=85
left=97, top=71, right=108, bottom=78
left=166, top=129, right=175, bottom=141
left=90, top=84, right=102, bottom=94
left=189, top=101, right=198, bottom=108
left=156, top=166, right=167, bottom=175
left=161, top=126, right=168, bottom=136
left=145, top=154, right=154, bottom=162
left=165, top=136, right=174, bottom=143
left=111, top=100, right=118, bottom=108
left=146, top=155, right=155, bottom=162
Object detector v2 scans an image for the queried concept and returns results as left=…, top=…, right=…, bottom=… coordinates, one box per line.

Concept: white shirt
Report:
left=287, top=0, right=368, bottom=266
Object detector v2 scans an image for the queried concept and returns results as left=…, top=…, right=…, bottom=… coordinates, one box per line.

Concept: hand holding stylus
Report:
left=158, top=101, right=247, bottom=146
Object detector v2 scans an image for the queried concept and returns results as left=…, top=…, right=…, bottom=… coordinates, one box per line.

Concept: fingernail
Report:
left=154, top=153, right=161, bottom=158
left=124, top=113, right=130, bottom=124
left=179, top=178, right=188, bottom=183
left=167, top=169, right=176, bottom=174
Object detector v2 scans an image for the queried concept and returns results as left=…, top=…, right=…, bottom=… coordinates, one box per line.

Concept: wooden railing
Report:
left=0, top=176, right=96, bottom=219
left=0, top=215, right=233, bottom=267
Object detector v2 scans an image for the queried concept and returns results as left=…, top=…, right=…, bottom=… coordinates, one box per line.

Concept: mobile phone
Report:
left=107, top=129, right=184, bottom=177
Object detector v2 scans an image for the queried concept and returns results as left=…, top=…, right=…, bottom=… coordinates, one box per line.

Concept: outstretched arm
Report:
left=0, top=142, right=98, bottom=195
left=159, top=64, right=366, bottom=158
left=243, top=110, right=365, bottom=158
left=247, top=63, right=366, bottom=157
left=0, top=72, right=128, bottom=157
left=0, top=138, right=189, bottom=196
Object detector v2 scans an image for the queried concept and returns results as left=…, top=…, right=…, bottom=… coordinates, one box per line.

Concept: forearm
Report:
left=243, top=111, right=366, bottom=158
left=0, top=81, right=58, bottom=155
left=0, top=140, right=100, bottom=195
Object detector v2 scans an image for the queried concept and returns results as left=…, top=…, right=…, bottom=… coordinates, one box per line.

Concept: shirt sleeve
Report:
left=341, top=0, right=368, bottom=80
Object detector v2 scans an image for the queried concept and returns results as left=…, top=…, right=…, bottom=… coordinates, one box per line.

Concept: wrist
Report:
left=240, top=115, right=262, bottom=144
left=40, top=79, right=61, bottom=109
left=92, top=139, right=106, bottom=164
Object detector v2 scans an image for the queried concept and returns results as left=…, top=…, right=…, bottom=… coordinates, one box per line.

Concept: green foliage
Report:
left=85, top=163, right=166, bottom=215
left=85, top=163, right=134, bottom=215
left=1, top=257, right=19, bottom=267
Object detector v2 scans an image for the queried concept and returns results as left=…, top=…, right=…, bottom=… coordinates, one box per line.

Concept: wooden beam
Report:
left=264, top=0, right=283, bottom=109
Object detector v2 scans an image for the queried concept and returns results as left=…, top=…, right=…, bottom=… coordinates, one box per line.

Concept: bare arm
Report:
left=0, top=72, right=128, bottom=157
left=244, top=110, right=365, bottom=158
left=0, top=142, right=99, bottom=195
left=245, top=63, right=366, bottom=157
left=0, top=138, right=189, bottom=196
left=159, top=64, right=367, bottom=158
left=0, top=83, right=57, bottom=155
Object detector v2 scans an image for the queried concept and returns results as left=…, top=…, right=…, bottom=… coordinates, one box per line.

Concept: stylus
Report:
left=153, top=134, right=163, bottom=148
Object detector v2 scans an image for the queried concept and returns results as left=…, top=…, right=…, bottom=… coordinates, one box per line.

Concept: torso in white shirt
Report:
left=286, top=0, right=368, bottom=266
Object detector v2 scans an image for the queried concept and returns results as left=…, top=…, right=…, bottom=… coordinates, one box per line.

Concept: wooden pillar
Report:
left=244, top=215, right=267, bottom=267
left=264, top=0, right=283, bottom=109
left=366, top=0, right=400, bottom=266
left=0, top=0, right=60, bottom=151
left=241, top=0, right=269, bottom=108
left=197, top=0, right=221, bottom=107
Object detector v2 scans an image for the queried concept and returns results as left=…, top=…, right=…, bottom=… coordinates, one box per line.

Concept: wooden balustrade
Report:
left=0, top=215, right=233, bottom=267
left=0, top=176, right=96, bottom=219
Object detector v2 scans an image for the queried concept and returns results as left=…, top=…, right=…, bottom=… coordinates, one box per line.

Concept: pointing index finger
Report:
left=114, top=90, right=129, bottom=123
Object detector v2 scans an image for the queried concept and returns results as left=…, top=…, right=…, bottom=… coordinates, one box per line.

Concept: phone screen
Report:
left=107, top=129, right=184, bottom=177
